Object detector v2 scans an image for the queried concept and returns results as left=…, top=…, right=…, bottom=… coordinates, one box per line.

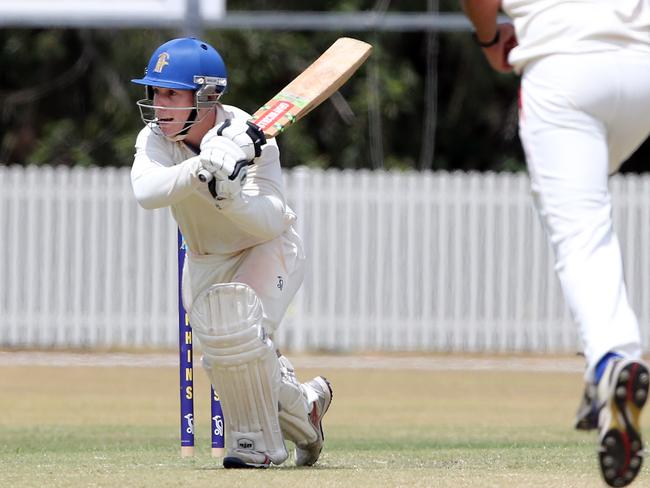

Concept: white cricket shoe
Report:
left=295, top=376, right=332, bottom=467
left=596, top=358, right=649, bottom=487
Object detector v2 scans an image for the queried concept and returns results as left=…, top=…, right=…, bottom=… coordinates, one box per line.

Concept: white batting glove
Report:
left=209, top=176, right=246, bottom=205
left=199, top=136, right=252, bottom=202
left=203, top=118, right=266, bottom=162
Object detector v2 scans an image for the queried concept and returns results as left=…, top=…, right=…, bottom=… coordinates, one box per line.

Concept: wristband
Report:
left=472, top=30, right=500, bottom=48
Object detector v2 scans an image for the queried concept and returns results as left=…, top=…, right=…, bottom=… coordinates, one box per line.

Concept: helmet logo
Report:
left=154, top=52, right=170, bottom=73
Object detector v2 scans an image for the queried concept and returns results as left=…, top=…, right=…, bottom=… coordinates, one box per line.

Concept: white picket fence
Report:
left=2, top=165, right=650, bottom=353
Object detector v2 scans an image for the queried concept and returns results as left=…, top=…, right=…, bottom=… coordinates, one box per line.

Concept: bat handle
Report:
left=198, top=169, right=213, bottom=183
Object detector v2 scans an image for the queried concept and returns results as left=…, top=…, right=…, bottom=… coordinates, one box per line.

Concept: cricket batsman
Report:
left=130, top=37, right=332, bottom=469
left=461, top=1, right=650, bottom=486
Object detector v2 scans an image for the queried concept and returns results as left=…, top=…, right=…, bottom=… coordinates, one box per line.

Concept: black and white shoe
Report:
left=597, top=358, right=649, bottom=487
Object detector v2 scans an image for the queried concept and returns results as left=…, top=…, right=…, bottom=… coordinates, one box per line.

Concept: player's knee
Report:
left=189, top=282, right=271, bottom=366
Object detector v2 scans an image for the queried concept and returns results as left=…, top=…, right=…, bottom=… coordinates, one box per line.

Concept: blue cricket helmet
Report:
left=132, top=37, right=227, bottom=95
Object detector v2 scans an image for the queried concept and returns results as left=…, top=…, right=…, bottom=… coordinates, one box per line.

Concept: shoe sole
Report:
left=223, top=455, right=270, bottom=469
left=599, top=360, right=649, bottom=487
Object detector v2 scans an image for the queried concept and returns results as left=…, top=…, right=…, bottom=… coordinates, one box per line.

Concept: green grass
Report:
left=0, top=358, right=641, bottom=487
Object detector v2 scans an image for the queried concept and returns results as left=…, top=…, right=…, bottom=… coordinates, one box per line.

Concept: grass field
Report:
left=1, top=353, right=645, bottom=487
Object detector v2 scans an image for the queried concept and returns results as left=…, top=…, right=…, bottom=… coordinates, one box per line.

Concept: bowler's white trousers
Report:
left=519, top=50, right=650, bottom=380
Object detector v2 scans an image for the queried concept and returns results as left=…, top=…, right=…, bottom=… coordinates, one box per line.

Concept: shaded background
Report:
left=3, top=1, right=646, bottom=173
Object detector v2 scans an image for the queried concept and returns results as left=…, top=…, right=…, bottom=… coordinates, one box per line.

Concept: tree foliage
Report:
left=0, top=2, right=648, bottom=172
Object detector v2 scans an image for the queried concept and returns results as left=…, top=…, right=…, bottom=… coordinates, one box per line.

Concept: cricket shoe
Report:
left=295, top=376, right=333, bottom=466
left=597, top=358, right=649, bottom=487
left=574, top=382, right=598, bottom=431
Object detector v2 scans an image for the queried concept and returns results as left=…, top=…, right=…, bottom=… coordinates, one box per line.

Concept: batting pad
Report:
left=189, top=282, right=288, bottom=465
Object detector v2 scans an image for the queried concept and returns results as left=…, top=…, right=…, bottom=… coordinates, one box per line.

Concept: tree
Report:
left=1, top=4, right=648, bottom=173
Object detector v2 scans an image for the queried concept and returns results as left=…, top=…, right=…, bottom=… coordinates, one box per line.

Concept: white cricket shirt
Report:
left=502, top=0, right=650, bottom=71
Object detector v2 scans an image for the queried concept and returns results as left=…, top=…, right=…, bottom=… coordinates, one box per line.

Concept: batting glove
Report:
left=199, top=135, right=252, bottom=202
left=204, top=118, right=266, bottom=162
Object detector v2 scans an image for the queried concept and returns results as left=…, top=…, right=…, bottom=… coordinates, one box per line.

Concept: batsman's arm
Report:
left=132, top=154, right=204, bottom=209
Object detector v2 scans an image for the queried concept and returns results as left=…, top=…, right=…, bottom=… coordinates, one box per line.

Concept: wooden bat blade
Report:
left=250, top=37, right=372, bottom=138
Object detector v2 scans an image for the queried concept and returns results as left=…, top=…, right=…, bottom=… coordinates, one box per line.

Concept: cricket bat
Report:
left=249, top=37, right=372, bottom=138
left=198, top=37, right=372, bottom=181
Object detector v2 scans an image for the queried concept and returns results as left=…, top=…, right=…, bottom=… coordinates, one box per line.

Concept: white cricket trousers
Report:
left=519, top=50, right=650, bottom=381
left=181, top=226, right=306, bottom=334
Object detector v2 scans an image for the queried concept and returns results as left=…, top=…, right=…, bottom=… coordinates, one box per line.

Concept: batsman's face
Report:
left=152, top=87, right=195, bottom=137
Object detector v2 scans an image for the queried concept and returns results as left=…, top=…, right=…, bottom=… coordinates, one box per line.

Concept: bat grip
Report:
left=198, top=169, right=213, bottom=183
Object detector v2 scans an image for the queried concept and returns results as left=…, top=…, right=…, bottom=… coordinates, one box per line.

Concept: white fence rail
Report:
left=2, top=165, right=649, bottom=353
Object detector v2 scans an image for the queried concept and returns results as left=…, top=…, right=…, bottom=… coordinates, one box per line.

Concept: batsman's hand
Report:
left=199, top=135, right=252, bottom=202
left=204, top=118, right=266, bottom=162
